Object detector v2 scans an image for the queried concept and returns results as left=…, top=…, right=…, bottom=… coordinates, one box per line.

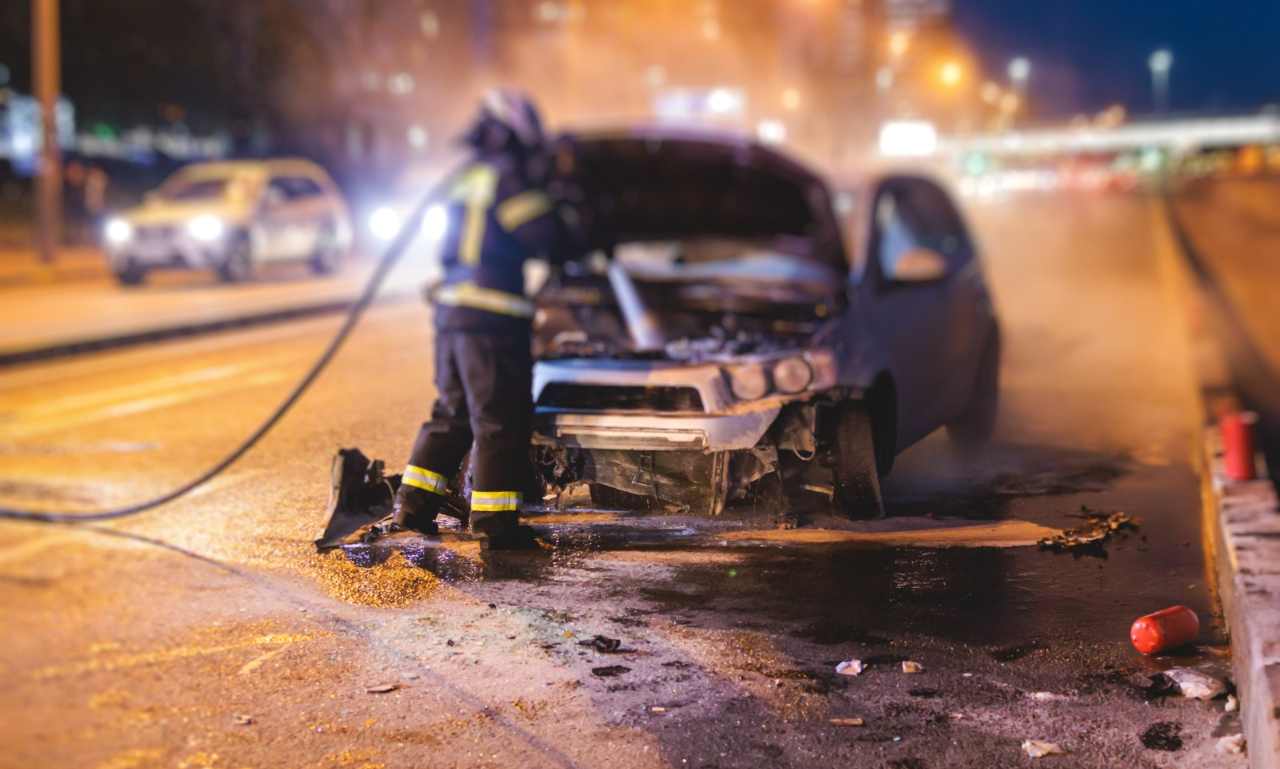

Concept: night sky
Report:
left=954, top=0, right=1280, bottom=119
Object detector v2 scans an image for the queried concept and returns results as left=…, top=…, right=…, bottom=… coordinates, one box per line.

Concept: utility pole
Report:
left=33, top=0, right=62, bottom=264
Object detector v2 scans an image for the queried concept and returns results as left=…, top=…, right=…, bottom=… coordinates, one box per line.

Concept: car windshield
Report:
left=613, top=237, right=842, bottom=301
left=157, top=176, right=234, bottom=202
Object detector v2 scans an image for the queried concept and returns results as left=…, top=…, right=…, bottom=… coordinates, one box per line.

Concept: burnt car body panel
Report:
left=529, top=129, right=998, bottom=515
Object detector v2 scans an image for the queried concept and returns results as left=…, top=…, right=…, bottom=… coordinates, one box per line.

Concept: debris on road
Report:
left=1216, top=734, right=1246, bottom=754
left=1140, top=722, right=1183, bottom=751
left=1164, top=668, right=1226, bottom=700
left=579, top=635, right=622, bottom=653
left=1021, top=740, right=1065, bottom=758
left=1130, top=605, right=1200, bottom=655
left=835, top=659, right=865, bottom=677
left=901, top=661, right=924, bottom=674
left=650, top=706, right=667, bottom=714
left=1224, top=694, right=1238, bottom=713
left=1028, top=692, right=1069, bottom=702
left=232, top=714, right=254, bottom=726
left=592, top=665, right=631, bottom=677
left=1038, top=510, right=1136, bottom=553
left=829, top=717, right=865, bottom=727
left=365, top=683, right=399, bottom=694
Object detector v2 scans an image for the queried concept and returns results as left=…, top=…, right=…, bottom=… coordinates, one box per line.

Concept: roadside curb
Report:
left=0, top=298, right=359, bottom=368
left=1160, top=192, right=1280, bottom=769
left=1204, top=433, right=1280, bottom=769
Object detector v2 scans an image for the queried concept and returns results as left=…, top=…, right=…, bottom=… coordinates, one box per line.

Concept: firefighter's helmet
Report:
left=461, top=89, right=545, bottom=153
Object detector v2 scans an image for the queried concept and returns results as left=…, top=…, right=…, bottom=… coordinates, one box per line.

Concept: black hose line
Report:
left=0, top=163, right=467, bottom=524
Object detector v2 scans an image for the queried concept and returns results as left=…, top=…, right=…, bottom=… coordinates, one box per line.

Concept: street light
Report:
left=939, top=60, right=963, bottom=88
left=889, top=30, right=910, bottom=59
left=1149, top=48, right=1173, bottom=113
left=1008, top=57, right=1031, bottom=88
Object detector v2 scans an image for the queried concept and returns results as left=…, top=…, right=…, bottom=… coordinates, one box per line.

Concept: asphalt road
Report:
left=0, top=192, right=1244, bottom=769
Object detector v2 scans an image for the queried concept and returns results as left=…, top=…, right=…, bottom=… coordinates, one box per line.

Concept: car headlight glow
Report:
left=727, top=364, right=769, bottom=401
left=772, top=357, right=813, bottom=393
left=422, top=204, right=448, bottom=241
left=104, top=218, right=133, bottom=246
left=187, top=214, right=226, bottom=242
left=369, top=206, right=402, bottom=242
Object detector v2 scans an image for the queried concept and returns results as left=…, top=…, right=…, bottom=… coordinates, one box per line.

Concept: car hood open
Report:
left=563, top=129, right=844, bottom=267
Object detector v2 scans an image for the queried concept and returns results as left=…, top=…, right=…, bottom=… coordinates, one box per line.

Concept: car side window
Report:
left=874, top=179, right=971, bottom=281
left=290, top=177, right=325, bottom=199
left=268, top=176, right=324, bottom=203
left=267, top=177, right=294, bottom=205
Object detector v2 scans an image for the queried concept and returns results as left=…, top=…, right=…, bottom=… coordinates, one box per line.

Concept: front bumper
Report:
left=533, top=405, right=782, bottom=452
left=107, top=230, right=233, bottom=270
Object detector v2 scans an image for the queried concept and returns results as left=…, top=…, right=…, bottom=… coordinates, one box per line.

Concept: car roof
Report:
left=174, top=158, right=331, bottom=181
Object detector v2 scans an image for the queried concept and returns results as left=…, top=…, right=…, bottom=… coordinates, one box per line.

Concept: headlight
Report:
left=727, top=364, right=769, bottom=401
left=104, top=218, right=132, bottom=246
left=187, top=214, right=225, bottom=242
left=772, top=357, right=813, bottom=393
left=422, top=204, right=448, bottom=241
left=369, top=206, right=401, bottom=242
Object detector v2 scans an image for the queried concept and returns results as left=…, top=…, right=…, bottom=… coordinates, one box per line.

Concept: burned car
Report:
left=529, top=131, right=1000, bottom=518
left=315, top=130, right=1001, bottom=550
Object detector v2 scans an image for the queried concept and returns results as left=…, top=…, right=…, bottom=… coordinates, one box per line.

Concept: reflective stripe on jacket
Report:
left=433, top=153, right=566, bottom=331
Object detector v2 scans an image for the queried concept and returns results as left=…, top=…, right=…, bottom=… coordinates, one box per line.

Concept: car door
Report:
left=861, top=176, right=972, bottom=447
left=260, top=176, right=323, bottom=261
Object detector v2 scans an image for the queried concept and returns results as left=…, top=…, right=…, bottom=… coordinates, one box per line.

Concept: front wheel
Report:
left=216, top=233, right=254, bottom=283
left=309, top=222, right=344, bottom=276
left=833, top=402, right=885, bottom=518
left=113, top=259, right=147, bottom=287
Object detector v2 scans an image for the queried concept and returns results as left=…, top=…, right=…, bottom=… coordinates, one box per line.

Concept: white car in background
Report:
left=103, top=158, right=352, bottom=285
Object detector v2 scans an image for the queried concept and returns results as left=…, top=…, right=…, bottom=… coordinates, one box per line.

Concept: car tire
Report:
left=833, top=401, right=885, bottom=519
left=589, top=483, right=654, bottom=512
left=309, top=221, right=343, bottom=276
left=113, top=259, right=147, bottom=287
left=947, top=330, right=1001, bottom=450
left=216, top=233, right=254, bottom=283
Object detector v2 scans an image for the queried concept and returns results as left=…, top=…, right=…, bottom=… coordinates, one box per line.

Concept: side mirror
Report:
left=889, top=247, right=948, bottom=284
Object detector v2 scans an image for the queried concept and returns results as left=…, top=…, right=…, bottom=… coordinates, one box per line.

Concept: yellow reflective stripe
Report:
left=451, top=165, right=497, bottom=266
left=435, top=282, right=534, bottom=318
left=402, top=465, right=448, bottom=495
left=496, top=191, right=552, bottom=231
left=471, top=490, right=522, bottom=511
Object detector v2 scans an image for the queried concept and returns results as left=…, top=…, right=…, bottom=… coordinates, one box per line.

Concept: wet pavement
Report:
left=0, top=191, right=1246, bottom=768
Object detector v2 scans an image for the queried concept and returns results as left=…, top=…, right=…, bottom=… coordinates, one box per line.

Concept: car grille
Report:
left=136, top=224, right=177, bottom=242
left=537, top=383, right=704, bottom=412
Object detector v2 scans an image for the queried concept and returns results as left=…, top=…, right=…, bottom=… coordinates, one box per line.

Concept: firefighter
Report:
left=349, top=90, right=580, bottom=546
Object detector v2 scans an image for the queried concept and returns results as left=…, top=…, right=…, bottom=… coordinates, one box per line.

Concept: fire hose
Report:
left=0, top=163, right=468, bottom=524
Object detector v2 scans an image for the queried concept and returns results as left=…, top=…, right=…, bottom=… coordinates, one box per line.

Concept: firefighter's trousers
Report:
left=401, top=330, right=533, bottom=526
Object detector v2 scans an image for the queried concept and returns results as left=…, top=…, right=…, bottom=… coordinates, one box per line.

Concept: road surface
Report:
left=0, top=192, right=1243, bottom=768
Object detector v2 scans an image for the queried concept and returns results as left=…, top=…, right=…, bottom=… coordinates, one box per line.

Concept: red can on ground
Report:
left=1131, top=606, right=1200, bottom=655
left=1220, top=411, right=1258, bottom=481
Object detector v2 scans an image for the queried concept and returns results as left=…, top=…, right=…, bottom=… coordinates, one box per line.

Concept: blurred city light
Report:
left=368, top=206, right=401, bottom=242
left=104, top=217, right=132, bottom=246
left=1008, top=57, right=1031, bottom=85
left=888, top=30, right=910, bottom=58
left=1149, top=48, right=1174, bottom=75
left=879, top=120, right=938, bottom=157
left=186, top=214, right=225, bottom=243
left=756, top=119, right=787, bottom=144
left=939, top=61, right=964, bottom=88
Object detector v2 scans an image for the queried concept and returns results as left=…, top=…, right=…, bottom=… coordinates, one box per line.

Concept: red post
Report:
left=1220, top=411, right=1258, bottom=482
